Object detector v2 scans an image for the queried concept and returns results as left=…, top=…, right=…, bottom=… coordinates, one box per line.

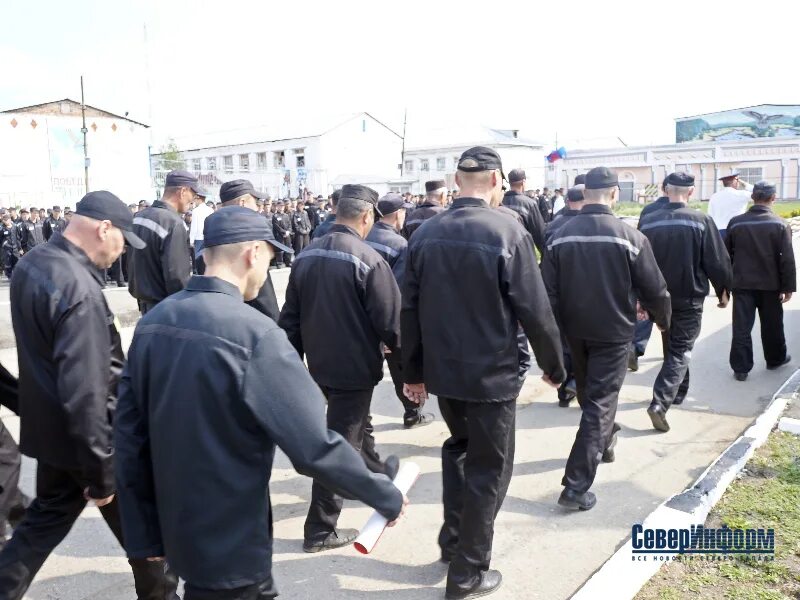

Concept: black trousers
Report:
left=438, top=398, right=516, bottom=592
left=562, top=338, right=628, bottom=494
left=184, top=577, right=278, bottom=600
left=385, top=352, right=421, bottom=415
left=558, top=331, right=576, bottom=402
left=730, top=290, right=787, bottom=374
left=0, top=462, right=179, bottom=600
left=304, top=387, right=388, bottom=541
left=652, top=298, right=704, bottom=411
left=292, top=233, right=310, bottom=255
left=0, top=422, right=27, bottom=532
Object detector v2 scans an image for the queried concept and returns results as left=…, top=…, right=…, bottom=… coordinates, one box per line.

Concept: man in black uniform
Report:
left=279, top=184, right=404, bottom=553
left=15, top=209, right=36, bottom=257
left=312, top=191, right=339, bottom=239
left=115, top=207, right=405, bottom=599
left=402, top=179, right=447, bottom=238
left=639, top=172, right=732, bottom=432
left=0, top=191, right=178, bottom=600
left=128, top=170, right=199, bottom=314
left=272, top=201, right=292, bottom=266
left=537, top=187, right=553, bottom=223
left=726, top=181, right=795, bottom=380
left=502, top=169, right=547, bottom=254
left=365, top=193, right=435, bottom=429
left=1, top=215, right=20, bottom=279
left=0, top=363, right=30, bottom=550
left=543, top=167, right=670, bottom=511
left=42, top=206, right=66, bottom=241
left=291, top=199, right=312, bottom=254
left=403, top=147, right=565, bottom=599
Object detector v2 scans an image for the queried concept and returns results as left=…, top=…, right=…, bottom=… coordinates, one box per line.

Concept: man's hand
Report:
left=84, top=488, right=115, bottom=507
left=717, top=290, right=730, bottom=309
left=541, top=374, right=560, bottom=389
left=403, top=383, right=427, bottom=405
left=387, top=495, right=409, bottom=528
left=636, top=301, right=648, bottom=322
left=780, top=292, right=793, bottom=304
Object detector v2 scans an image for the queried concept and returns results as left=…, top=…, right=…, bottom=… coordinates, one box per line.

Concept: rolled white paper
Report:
left=353, top=461, right=420, bottom=554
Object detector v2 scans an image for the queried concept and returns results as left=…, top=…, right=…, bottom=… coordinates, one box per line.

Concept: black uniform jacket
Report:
left=42, top=216, right=66, bottom=241
left=10, top=233, right=122, bottom=497
left=544, top=208, right=580, bottom=247
left=279, top=224, right=401, bottom=390
left=542, top=204, right=671, bottom=343
left=402, top=197, right=565, bottom=403
left=115, top=276, right=402, bottom=589
left=1, top=224, right=20, bottom=258
left=402, top=202, right=445, bottom=239
left=0, top=362, right=18, bottom=414
left=19, top=220, right=44, bottom=253
left=638, top=202, right=732, bottom=300
left=311, top=213, right=336, bottom=239
left=725, top=205, right=796, bottom=292
left=365, top=221, right=408, bottom=286
left=246, top=272, right=280, bottom=321
left=272, top=212, right=291, bottom=240
left=502, top=190, right=547, bottom=254
left=639, top=196, right=669, bottom=220
left=292, top=209, right=312, bottom=235
left=128, top=200, right=191, bottom=304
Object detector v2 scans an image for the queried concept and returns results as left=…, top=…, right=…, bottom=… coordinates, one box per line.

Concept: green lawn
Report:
left=613, top=202, right=800, bottom=219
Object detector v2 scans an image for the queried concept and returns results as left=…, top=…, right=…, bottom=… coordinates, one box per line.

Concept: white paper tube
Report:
left=353, top=461, right=420, bottom=554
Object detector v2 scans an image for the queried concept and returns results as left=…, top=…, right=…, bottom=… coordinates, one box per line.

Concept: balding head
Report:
left=63, top=214, right=125, bottom=269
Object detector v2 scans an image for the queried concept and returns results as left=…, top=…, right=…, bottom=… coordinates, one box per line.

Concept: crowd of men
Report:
left=0, top=150, right=795, bottom=600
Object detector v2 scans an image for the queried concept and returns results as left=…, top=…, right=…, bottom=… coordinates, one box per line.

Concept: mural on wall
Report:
left=676, top=105, right=800, bottom=143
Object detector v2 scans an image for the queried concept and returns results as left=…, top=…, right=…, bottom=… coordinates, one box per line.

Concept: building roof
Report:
left=405, top=124, right=542, bottom=151
left=0, top=98, right=149, bottom=127
left=167, top=112, right=401, bottom=153
left=675, top=104, right=800, bottom=121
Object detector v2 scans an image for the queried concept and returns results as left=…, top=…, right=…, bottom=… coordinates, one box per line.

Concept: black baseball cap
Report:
left=378, top=193, right=414, bottom=216
left=457, top=146, right=505, bottom=180
left=220, top=179, right=268, bottom=203
left=340, top=184, right=382, bottom=218
left=567, top=185, right=585, bottom=202
left=508, top=169, right=526, bottom=184
left=666, top=172, right=695, bottom=187
left=204, top=206, right=293, bottom=253
left=584, top=167, right=619, bottom=190
left=165, top=169, right=208, bottom=196
left=753, top=180, right=777, bottom=197
left=574, top=174, right=586, bottom=186
left=75, top=191, right=146, bottom=249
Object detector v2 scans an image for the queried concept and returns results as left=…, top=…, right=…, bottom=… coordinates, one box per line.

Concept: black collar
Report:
left=49, top=233, right=106, bottom=286
left=579, top=204, right=613, bottom=215
left=373, top=221, right=398, bottom=233
left=452, top=197, right=488, bottom=209
left=749, top=205, right=773, bottom=214
left=329, top=223, right=362, bottom=238
left=152, top=200, right=176, bottom=213
left=184, top=275, right=243, bottom=300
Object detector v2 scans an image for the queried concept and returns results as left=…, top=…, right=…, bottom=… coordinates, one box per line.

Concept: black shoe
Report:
left=558, top=488, right=597, bottom=511
left=558, top=380, right=576, bottom=407
left=303, top=528, right=359, bottom=553
left=116, top=282, right=126, bottom=287
left=647, top=403, right=670, bottom=432
left=628, top=351, right=639, bottom=372
left=445, top=570, right=503, bottom=600
left=734, top=372, right=748, bottom=381
left=602, top=432, right=617, bottom=463
left=403, top=411, right=435, bottom=429
left=767, top=355, right=791, bottom=370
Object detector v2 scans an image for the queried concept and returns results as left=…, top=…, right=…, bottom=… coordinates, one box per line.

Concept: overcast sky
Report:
left=2, top=0, right=797, bottom=152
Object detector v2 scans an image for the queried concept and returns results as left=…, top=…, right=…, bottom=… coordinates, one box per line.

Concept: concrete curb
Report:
left=570, top=368, right=800, bottom=600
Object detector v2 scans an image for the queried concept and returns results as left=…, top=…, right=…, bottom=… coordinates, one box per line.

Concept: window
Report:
left=274, top=151, right=285, bottom=169
left=223, top=155, right=233, bottom=173
left=256, top=152, right=267, bottom=170
left=192, top=159, right=201, bottom=171
left=295, top=149, right=306, bottom=168
left=239, top=154, right=250, bottom=172
left=404, top=160, right=414, bottom=173
left=207, top=157, right=217, bottom=170
left=420, top=159, right=429, bottom=172
left=736, top=167, right=763, bottom=185
left=436, top=157, right=446, bottom=171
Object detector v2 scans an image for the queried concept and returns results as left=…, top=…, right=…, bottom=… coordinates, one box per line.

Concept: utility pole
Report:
left=400, top=108, right=407, bottom=176
left=80, top=76, right=89, bottom=194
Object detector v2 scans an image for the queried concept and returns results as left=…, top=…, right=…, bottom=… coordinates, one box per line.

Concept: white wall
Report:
left=319, top=115, right=402, bottom=184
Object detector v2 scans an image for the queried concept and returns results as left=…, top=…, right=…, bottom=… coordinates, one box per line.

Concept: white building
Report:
left=0, top=99, right=151, bottom=209
left=396, top=125, right=546, bottom=194
left=158, top=112, right=403, bottom=199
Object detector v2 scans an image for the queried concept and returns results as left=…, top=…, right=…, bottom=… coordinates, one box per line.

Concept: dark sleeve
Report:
left=779, top=224, right=796, bottom=293
left=0, top=362, right=18, bottom=414
left=242, top=329, right=403, bottom=520
left=277, top=269, right=304, bottom=359
left=42, top=220, right=52, bottom=241
left=400, top=244, right=423, bottom=383
left=504, top=235, right=565, bottom=383
left=391, top=247, right=407, bottom=289
left=114, top=358, right=164, bottom=559
left=246, top=272, right=280, bottom=321
left=701, top=217, right=732, bottom=299
left=271, top=215, right=280, bottom=237
left=526, top=205, right=547, bottom=256
left=632, top=237, right=671, bottom=331
left=724, top=224, right=735, bottom=262
left=10, top=226, right=21, bottom=257
left=53, top=295, right=115, bottom=497
left=161, top=222, right=191, bottom=296
left=540, top=242, right=560, bottom=326
left=364, top=261, right=401, bottom=354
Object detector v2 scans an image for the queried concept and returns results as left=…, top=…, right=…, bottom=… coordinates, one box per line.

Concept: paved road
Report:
left=1, top=260, right=798, bottom=599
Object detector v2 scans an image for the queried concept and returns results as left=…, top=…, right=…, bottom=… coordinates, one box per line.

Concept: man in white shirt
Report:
left=189, top=194, right=214, bottom=274
left=552, top=188, right=566, bottom=215
left=708, top=173, right=753, bottom=240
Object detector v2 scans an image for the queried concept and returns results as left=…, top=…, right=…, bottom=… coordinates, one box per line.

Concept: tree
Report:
left=155, top=138, right=184, bottom=171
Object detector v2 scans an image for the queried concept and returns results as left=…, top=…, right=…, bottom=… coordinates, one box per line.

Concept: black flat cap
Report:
left=165, top=169, right=208, bottom=196
left=52, top=206, right=62, bottom=211
left=340, top=184, right=382, bottom=217
left=753, top=180, right=777, bottom=196
left=567, top=185, right=585, bottom=202
left=584, top=167, right=619, bottom=190
left=574, top=174, right=586, bottom=185
left=220, top=179, right=267, bottom=203
left=457, top=146, right=504, bottom=176
left=508, top=169, right=526, bottom=184
left=76, top=191, right=146, bottom=249
left=204, top=206, right=293, bottom=253
left=378, top=193, right=414, bottom=216
left=19, top=208, right=29, bottom=214
left=425, top=180, right=447, bottom=192
left=666, top=172, right=695, bottom=187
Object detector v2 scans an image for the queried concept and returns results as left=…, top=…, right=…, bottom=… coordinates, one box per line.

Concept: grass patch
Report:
left=635, top=431, right=800, bottom=600
left=613, top=201, right=800, bottom=218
